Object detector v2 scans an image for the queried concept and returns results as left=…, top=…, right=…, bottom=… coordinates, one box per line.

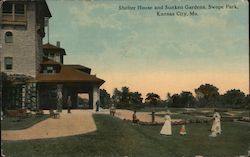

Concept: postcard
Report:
left=0, top=0, right=249, bottom=156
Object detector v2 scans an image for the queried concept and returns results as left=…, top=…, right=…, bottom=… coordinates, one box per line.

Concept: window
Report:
left=2, top=2, right=26, bottom=25
left=5, top=32, right=13, bottom=43
left=15, top=4, right=25, bottom=15
left=48, top=53, right=55, bottom=58
left=46, top=66, right=55, bottom=74
left=2, top=2, right=13, bottom=14
left=3, top=3, right=25, bottom=14
left=4, top=57, right=13, bottom=70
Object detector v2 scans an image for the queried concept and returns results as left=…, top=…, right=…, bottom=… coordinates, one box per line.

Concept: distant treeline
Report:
left=100, top=84, right=250, bottom=109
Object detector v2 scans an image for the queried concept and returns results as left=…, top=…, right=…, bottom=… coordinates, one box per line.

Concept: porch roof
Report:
left=36, top=64, right=105, bottom=86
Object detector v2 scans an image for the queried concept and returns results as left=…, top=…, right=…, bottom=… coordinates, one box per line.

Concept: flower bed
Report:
left=122, top=118, right=210, bottom=126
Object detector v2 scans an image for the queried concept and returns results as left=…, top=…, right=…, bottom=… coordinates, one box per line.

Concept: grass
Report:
left=1, top=114, right=50, bottom=130
left=138, top=107, right=186, bottom=113
left=171, top=113, right=210, bottom=120
left=2, top=114, right=250, bottom=157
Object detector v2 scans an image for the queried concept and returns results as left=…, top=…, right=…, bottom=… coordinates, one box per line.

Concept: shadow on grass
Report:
left=1, top=114, right=50, bottom=130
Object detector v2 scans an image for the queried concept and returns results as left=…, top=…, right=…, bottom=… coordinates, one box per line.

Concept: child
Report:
left=179, top=125, right=187, bottom=135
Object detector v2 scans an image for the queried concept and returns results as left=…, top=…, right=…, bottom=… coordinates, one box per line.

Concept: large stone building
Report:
left=0, top=0, right=50, bottom=77
left=0, top=0, right=105, bottom=111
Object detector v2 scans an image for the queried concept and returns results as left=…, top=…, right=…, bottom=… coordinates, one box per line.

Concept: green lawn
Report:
left=138, top=107, right=186, bottom=113
left=1, top=114, right=49, bottom=130
left=2, top=114, right=250, bottom=157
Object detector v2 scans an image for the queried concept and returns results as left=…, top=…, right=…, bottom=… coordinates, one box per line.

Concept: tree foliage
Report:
left=145, top=93, right=160, bottom=106
left=112, top=86, right=143, bottom=109
left=1, top=73, right=32, bottom=110
left=195, top=84, right=219, bottom=100
left=168, top=91, right=195, bottom=108
left=100, top=89, right=111, bottom=109
left=222, top=89, right=245, bottom=108
left=195, top=84, right=220, bottom=107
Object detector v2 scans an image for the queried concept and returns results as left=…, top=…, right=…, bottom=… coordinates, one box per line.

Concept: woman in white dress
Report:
left=160, top=114, right=172, bottom=135
left=210, top=112, right=221, bottom=137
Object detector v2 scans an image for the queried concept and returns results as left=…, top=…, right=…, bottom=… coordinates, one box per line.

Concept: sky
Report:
left=45, top=0, right=249, bottom=99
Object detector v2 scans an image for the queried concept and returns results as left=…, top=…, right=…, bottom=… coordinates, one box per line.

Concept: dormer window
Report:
left=48, top=53, right=55, bottom=58
left=5, top=32, right=13, bottom=43
left=43, top=66, right=55, bottom=74
left=47, top=66, right=54, bottom=73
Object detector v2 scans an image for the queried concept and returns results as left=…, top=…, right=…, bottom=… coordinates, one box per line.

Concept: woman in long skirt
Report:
left=160, top=115, right=172, bottom=135
left=211, top=112, right=221, bottom=134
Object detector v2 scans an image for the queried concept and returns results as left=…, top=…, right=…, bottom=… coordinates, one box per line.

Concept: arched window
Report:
left=5, top=31, right=13, bottom=43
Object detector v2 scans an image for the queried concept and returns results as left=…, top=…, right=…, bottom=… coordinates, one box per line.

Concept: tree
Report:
left=180, top=91, right=195, bottom=108
left=195, top=83, right=220, bottom=107
left=100, top=89, right=111, bottom=109
left=112, top=88, right=122, bottom=104
left=195, top=84, right=219, bottom=99
left=129, top=92, right=143, bottom=105
left=166, top=92, right=172, bottom=105
left=222, top=89, right=245, bottom=108
left=168, top=91, right=195, bottom=108
left=145, top=92, right=160, bottom=123
left=145, top=93, right=161, bottom=107
left=171, top=94, right=181, bottom=107
left=112, top=87, right=143, bottom=109
left=121, top=86, right=130, bottom=105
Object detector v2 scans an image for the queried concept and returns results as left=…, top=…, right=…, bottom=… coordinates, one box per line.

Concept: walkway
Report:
left=1, top=110, right=97, bottom=141
left=112, top=109, right=182, bottom=123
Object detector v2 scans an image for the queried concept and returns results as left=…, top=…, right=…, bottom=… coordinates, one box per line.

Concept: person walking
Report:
left=96, top=100, right=100, bottom=112
left=67, top=96, right=72, bottom=113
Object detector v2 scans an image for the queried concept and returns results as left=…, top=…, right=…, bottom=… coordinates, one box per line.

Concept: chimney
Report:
left=56, top=41, right=60, bottom=48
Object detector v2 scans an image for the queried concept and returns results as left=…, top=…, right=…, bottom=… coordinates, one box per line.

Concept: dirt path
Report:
left=1, top=110, right=96, bottom=141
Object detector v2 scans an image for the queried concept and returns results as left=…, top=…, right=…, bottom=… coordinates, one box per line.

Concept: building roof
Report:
left=40, top=58, right=62, bottom=65
left=43, top=43, right=66, bottom=55
left=65, top=65, right=91, bottom=70
left=36, top=63, right=105, bottom=86
left=65, top=65, right=91, bottom=74
left=41, top=0, right=52, bottom=18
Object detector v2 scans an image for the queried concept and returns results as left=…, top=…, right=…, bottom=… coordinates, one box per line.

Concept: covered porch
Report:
left=35, top=63, right=105, bottom=111
left=38, top=82, right=101, bottom=110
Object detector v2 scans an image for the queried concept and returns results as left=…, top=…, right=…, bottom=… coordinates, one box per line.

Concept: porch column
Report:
left=36, top=84, right=40, bottom=110
left=92, top=86, right=100, bottom=111
left=21, top=85, right=26, bottom=109
left=57, top=84, right=63, bottom=112
left=24, top=83, right=37, bottom=110
left=71, top=91, right=78, bottom=109
left=62, top=86, right=68, bottom=109
left=89, top=90, right=93, bottom=109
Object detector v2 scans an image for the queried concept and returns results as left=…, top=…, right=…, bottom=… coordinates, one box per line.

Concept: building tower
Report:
left=0, top=0, right=51, bottom=78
